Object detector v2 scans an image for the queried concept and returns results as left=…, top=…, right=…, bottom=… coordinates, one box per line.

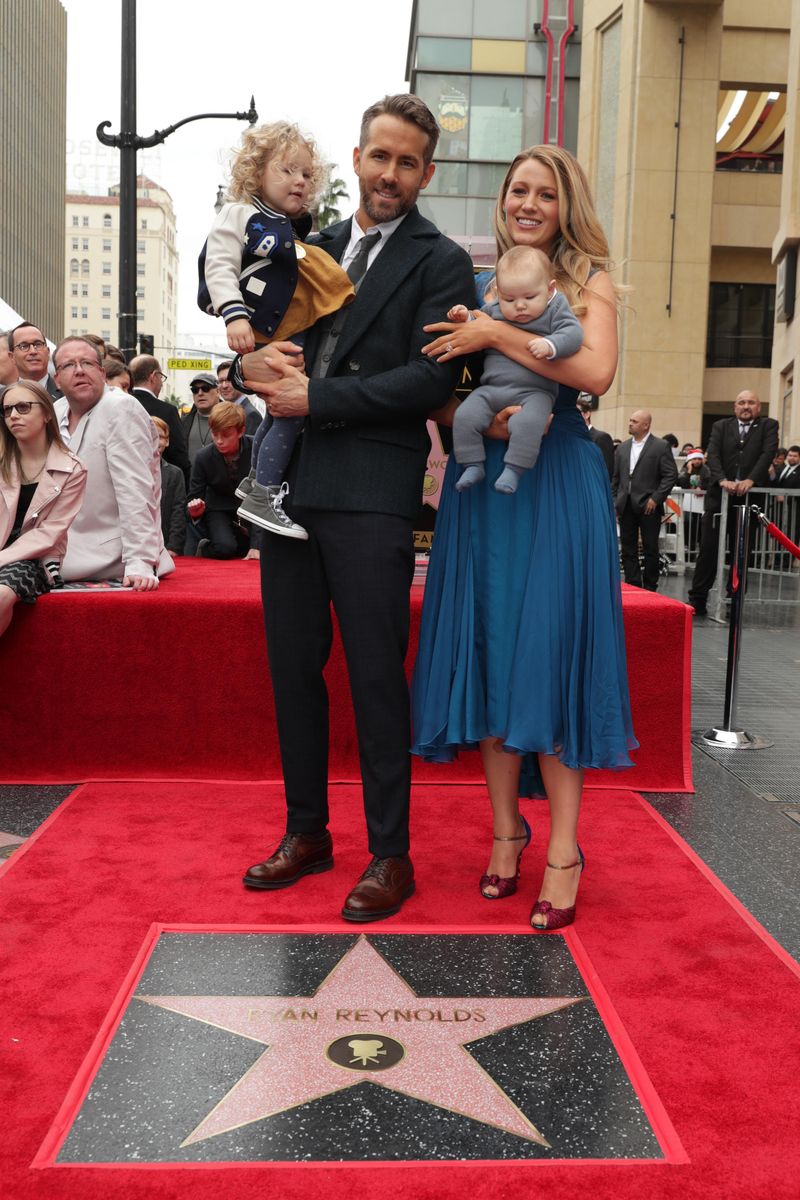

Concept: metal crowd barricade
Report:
left=711, top=488, right=800, bottom=620
left=659, top=488, right=705, bottom=576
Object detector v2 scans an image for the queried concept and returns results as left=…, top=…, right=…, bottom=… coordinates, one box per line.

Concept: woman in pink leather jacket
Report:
left=0, top=380, right=86, bottom=637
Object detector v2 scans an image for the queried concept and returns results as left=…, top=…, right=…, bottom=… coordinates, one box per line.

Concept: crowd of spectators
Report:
left=1, top=320, right=798, bottom=641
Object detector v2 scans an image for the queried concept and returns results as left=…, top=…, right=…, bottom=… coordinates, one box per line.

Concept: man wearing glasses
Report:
left=129, top=354, right=191, bottom=485
left=52, top=337, right=173, bottom=590
left=9, top=323, right=61, bottom=399
left=180, top=372, right=221, bottom=471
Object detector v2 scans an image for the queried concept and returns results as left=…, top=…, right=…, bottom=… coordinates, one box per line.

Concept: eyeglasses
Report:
left=15, top=340, right=47, bottom=353
left=190, top=383, right=214, bottom=394
left=156, top=371, right=168, bottom=382
left=1, top=400, right=41, bottom=418
left=55, top=358, right=100, bottom=374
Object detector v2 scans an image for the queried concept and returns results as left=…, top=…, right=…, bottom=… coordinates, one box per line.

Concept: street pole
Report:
left=118, top=0, right=138, bottom=361
left=96, top=0, right=257, bottom=361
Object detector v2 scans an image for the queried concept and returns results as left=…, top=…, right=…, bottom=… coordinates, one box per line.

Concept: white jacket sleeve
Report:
left=203, top=202, right=252, bottom=316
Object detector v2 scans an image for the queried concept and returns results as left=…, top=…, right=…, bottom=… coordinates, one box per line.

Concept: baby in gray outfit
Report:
left=450, top=246, right=583, bottom=494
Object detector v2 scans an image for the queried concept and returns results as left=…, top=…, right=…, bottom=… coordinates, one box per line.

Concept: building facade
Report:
left=0, top=0, right=67, bottom=340
left=407, top=0, right=582, bottom=262
left=64, top=176, right=179, bottom=373
left=771, top=8, right=800, bottom=447
left=578, top=0, right=791, bottom=447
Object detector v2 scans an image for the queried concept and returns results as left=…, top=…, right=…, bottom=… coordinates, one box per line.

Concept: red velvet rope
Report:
left=760, top=518, right=800, bottom=560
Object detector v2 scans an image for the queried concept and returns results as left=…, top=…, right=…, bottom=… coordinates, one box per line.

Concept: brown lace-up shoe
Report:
left=242, top=831, right=333, bottom=890
left=341, top=855, right=415, bottom=922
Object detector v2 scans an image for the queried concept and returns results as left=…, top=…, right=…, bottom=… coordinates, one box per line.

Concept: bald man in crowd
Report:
left=612, top=410, right=677, bottom=591
left=688, top=390, right=778, bottom=615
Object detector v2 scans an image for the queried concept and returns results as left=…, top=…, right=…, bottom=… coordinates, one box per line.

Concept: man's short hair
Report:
left=216, top=360, right=233, bottom=375
left=130, top=355, right=160, bottom=386
left=359, top=94, right=439, bottom=167
left=9, top=322, right=45, bottom=350
left=662, top=433, right=679, bottom=449
left=789, top=445, right=800, bottom=455
left=52, top=336, right=103, bottom=369
left=208, top=400, right=245, bottom=433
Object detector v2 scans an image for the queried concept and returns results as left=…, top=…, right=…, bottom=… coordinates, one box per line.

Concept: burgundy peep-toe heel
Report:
left=479, top=816, right=532, bottom=900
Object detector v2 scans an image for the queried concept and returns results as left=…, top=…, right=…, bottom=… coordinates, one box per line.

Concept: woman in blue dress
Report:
left=412, top=146, right=637, bottom=930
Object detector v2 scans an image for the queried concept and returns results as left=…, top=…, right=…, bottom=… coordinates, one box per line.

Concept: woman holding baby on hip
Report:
left=412, top=145, right=637, bottom=930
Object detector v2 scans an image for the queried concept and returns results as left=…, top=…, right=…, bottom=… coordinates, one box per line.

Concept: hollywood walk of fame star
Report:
left=136, top=936, right=585, bottom=1148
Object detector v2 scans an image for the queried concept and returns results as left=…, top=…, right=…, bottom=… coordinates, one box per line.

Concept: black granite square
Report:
left=54, top=930, right=668, bottom=1164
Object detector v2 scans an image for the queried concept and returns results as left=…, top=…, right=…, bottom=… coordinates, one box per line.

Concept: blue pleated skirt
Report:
left=411, top=390, right=637, bottom=794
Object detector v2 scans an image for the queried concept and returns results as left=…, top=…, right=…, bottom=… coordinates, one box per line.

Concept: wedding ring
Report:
left=445, top=342, right=453, bottom=353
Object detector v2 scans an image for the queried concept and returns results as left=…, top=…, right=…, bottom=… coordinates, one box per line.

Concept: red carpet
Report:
left=1, top=782, right=797, bottom=1198
left=0, top=559, right=692, bottom=791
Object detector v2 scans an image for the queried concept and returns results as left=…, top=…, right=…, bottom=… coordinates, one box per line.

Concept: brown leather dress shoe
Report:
left=341, top=855, right=415, bottom=922
left=242, top=831, right=333, bottom=890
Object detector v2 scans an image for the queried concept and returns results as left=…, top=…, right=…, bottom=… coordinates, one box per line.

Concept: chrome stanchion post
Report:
left=695, top=502, right=772, bottom=750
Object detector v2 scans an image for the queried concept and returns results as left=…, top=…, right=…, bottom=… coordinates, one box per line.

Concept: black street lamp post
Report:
left=96, top=0, right=256, bottom=360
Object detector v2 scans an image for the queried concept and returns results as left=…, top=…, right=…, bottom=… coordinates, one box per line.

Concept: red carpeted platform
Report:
left=0, top=782, right=797, bottom=1197
left=0, top=559, right=692, bottom=791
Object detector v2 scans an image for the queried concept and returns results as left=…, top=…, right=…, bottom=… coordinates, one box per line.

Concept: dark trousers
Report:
left=259, top=507, right=415, bottom=859
left=619, top=500, right=661, bottom=590
left=689, top=493, right=762, bottom=605
left=185, top=509, right=250, bottom=558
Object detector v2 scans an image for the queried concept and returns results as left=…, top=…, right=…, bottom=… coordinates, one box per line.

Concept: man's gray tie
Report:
left=312, top=230, right=382, bottom=379
left=346, top=229, right=382, bottom=289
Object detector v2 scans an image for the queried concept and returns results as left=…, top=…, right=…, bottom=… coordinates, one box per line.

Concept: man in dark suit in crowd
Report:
left=129, top=354, right=191, bottom=485
left=613, top=409, right=677, bottom=591
left=237, top=94, right=475, bottom=922
left=687, top=390, right=779, bottom=615
left=9, top=322, right=61, bottom=399
left=576, top=393, right=614, bottom=479
left=774, top=444, right=800, bottom=562
left=217, top=360, right=262, bottom=436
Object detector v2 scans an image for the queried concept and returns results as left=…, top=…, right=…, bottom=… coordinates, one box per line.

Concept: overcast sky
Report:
left=61, top=0, right=414, bottom=353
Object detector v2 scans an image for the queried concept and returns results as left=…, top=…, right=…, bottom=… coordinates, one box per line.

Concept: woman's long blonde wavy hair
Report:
left=492, top=145, right=619, bottom=317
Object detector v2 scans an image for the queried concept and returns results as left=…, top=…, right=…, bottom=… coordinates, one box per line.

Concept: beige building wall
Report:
left=770, top=4, right=800, bottom=446
left=64, top=178, right=179, bottom=388
left=0, top=0, right=66, bottom=340
left=579, top=0, right=790, bottom=448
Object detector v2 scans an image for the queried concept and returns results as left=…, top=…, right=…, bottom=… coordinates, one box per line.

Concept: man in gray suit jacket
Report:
left=613, top=410, right=678, bottom=591
left=239, top=94, right=475, bottom=923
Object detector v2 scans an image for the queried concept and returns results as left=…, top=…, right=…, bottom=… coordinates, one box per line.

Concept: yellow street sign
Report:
left=167, top=358, right=213, bottom=371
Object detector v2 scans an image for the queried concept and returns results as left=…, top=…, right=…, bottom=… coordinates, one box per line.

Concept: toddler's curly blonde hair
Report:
left=227, top=121, right=328, bottom=208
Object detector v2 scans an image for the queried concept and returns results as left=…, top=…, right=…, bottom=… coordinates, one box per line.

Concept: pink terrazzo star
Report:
left=137, top=936, right=583, bottom=1147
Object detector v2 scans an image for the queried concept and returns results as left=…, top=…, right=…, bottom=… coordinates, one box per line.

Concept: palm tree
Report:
left=314, top=171, right=349, bottom=230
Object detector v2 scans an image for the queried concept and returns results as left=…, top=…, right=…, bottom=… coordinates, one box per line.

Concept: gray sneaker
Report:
left=235, top=470, right=256, bottom=501
left=237, top=482, right=308, bottom=540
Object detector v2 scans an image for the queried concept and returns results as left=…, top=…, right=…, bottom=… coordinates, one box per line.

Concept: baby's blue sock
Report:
left=455, top=464, right=486, bottom=492
left=495, top=464, right=525, bottom=494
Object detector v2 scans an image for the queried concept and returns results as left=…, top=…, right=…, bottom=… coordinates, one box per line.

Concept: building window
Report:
left=137, top=309, right=144, bottom=321
left=415, top=72, right=524, bottom=162
left=140, top=219, right=148, bottom=230
left=136, top=288, right=145, bottom=298
left=103, top=213, right=112, bottom=228
left=103, top=239, right=112, bottom=252
left=706, top=282, right=776, bottom=368
left=102, top=330, right=111, bottom=341
left=136, top=240, right=145, bottom=254
left=71, top=237, right=79, bottom=250
left=71, top=306, right=78, bottom=318
left=69, top=258, right=79, bottom=275
left=137, top=264, right=145, bottom=276
left=102, top=307, right=111, bottom=320
left=72, top=216, right=79, bottom=227
left=103, top=262, right=112, bottom=275
left=102, top=285, right=111, bottom=298
left=70, top=328, right=78, bottom=335
left=71, top=284, right=78, bottom=296
left=82, top=238, right=89, bottom=250
left=81, top=285, right=88, bottom=297
left=81, top=259, right=90, bottom=276
left=81, top=307, right=88, bottom=319
left=82, top=216, right=89, bottom=227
